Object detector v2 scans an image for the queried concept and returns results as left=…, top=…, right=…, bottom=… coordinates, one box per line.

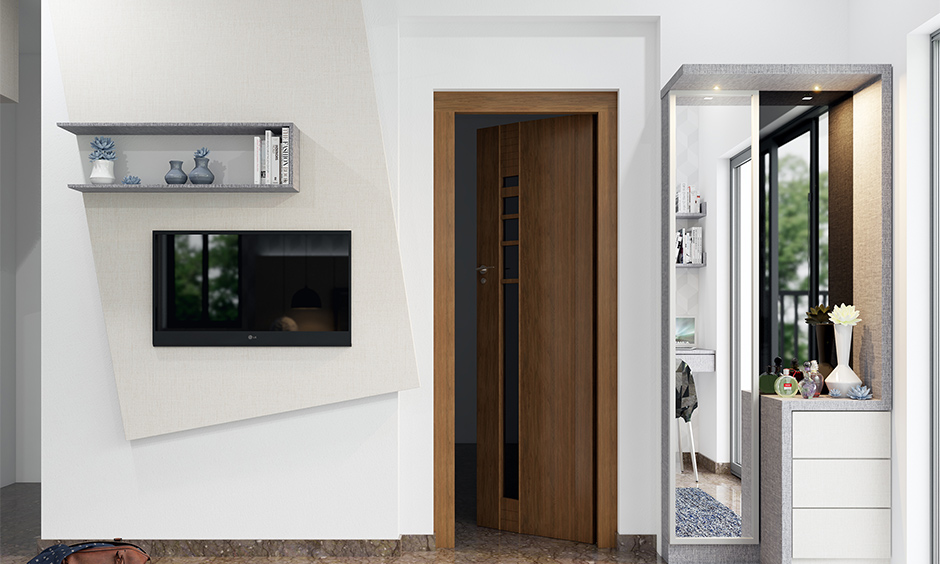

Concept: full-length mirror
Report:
left=667, top=91, right=759, bottom=545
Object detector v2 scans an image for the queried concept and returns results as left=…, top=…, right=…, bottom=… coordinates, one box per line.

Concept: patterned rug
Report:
left=675, top=487, right=742, bottom=538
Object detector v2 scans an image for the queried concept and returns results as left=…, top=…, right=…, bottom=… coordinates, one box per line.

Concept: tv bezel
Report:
left=152, top=230, right=352, bottom=347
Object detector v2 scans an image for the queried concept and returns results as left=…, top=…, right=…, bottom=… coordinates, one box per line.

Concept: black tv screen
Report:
left=153, top=231, right=351, bottom=346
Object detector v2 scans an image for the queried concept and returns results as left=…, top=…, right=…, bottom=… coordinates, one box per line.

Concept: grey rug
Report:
left=675, top=487, right=742, bottom=538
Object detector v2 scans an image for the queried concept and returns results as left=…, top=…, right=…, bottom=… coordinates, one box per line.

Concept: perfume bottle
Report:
left=800, top=375, right=817, bottom=398
left=808, top=360, right=823, bottom=397
left=775, top=368, right=799, bottom=398
left=759, top=365, right=776, bottom=395
left=790, top=358, right=803, bottom=383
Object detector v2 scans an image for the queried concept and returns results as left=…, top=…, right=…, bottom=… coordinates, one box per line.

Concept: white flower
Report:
left=829, top=303, right=861, bottom=326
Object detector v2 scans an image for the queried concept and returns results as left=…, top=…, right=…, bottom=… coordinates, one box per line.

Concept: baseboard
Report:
left=681, top=452, right=731, bottom=475
left=616, top=534, right=657, bottom=561
left=39, top=535, right=436, bottom=557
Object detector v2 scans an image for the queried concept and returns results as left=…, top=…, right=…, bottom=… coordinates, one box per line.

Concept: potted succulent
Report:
left=88, top=136, right=117, bottom=184
left=804, top=304, right=836, bottom=379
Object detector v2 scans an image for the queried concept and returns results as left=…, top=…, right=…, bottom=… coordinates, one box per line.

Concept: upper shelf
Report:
left=57, top=122, right=294, bottom=135
left=58, top=122, right=298, bottom=194
left=676, top=202, right=706, bottom=220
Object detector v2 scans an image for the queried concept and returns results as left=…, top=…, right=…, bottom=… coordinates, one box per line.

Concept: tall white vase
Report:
left=825, top=323, right=862, bottom=395
left=89, top=159, right=115, bottom=184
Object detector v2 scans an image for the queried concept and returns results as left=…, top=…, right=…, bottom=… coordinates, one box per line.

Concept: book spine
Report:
left=253, top=136, right=262, bottom=184
left=280, top=126, right=290, bottom=184
left=683, top=229, right=691, bottom=264
left=264, top=130, right=273, bottom=184
left=676, top=230, right=683, bottom=264
left=270, top=137, right=280, bottom=185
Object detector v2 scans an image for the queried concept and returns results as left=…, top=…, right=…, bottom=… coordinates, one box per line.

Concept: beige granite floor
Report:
left=675, top=467, right=742, bottom=517
left=2, top=450, right=662, bottom=564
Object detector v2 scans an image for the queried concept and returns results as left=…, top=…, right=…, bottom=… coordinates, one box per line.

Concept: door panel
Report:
left=477, top=115, right=595, bottom=544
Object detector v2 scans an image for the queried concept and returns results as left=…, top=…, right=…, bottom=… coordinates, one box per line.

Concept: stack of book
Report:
left=676, top=183, right=703, bottom=214
left=254, top=127, right=291, bottom=185
left=676, top=226, right=704, bottom=265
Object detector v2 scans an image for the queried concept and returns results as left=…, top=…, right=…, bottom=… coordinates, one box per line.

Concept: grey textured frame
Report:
left=661, top=64, right=893, bottom=564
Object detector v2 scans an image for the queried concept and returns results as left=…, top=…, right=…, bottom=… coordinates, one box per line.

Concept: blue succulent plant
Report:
left=88, top=136, right=116, bottom=161
left=846, top=384, right=873, bottom=400
left=829, top=388, right=842, bottom=398
left=194, top=147, right=210, bottom=158
left=122, top=175, right=141, bottom=185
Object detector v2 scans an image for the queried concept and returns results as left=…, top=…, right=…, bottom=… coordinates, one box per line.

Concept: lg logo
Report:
left=248, top=334, right=257, bottom=340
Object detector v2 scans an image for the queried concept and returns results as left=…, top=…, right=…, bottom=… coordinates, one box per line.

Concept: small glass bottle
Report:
left=775, top=368, right=799, bottom=398
left=808, top=360, right=823, bottom=397
left=759, top=365, right=776, bottom=395
left=790, top=358, right=803, bottom=383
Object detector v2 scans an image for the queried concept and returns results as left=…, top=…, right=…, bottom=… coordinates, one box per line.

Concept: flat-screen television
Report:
left=153, top=231, right=351, bottom=346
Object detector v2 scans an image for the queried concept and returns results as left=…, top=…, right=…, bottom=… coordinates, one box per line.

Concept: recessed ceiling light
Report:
left=704, top=96, right=713, bottom=100
left=802, top=96, right=813, bottom=101
left=713, top=85, right=721, bottom=90
left=813, top=85, right=822, bottom=92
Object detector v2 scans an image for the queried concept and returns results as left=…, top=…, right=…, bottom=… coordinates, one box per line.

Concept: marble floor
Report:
left=675, top=467, right=742, bottom=517
left=2, top=451, right=663, bottom=564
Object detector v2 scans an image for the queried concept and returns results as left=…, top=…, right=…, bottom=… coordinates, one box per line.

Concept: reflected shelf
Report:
left=67, top=183, right=297, bottom=193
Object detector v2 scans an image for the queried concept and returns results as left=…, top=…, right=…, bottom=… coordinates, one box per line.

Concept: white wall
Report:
left=35, top=0, right=940, bottom=550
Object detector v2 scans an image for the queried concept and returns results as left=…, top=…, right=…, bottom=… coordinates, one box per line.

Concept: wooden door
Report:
left=476, top=115, right=595, bottom=544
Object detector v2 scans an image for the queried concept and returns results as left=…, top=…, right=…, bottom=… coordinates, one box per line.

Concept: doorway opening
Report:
left=433, top=92, right=618, bottom=549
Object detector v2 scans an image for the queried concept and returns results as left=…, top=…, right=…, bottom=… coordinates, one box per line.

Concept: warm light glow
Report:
left=813, top=85, right=822, bottom=91
left=713, top=85, right=721, bottom=90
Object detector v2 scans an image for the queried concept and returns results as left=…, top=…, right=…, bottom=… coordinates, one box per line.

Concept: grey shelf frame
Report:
left=676, top=201, right=707, bottom=220
left=58, top=122, right=298, bottom=193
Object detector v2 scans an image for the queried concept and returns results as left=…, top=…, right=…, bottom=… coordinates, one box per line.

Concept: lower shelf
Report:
left=67, top=183, right=297, bottom=193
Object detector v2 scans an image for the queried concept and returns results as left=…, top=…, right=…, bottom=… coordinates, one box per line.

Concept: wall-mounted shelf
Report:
left=66, top=183, right=297, bottom=194
left=676, top=261, right=706, bottom=268
left=676, top=202, right=707, bottom=220
left=58, top=122, right=298, bottom=193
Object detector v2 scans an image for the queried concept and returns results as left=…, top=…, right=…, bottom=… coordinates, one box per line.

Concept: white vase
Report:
left=89, top=159, right=115, bottom=184
left=825, top=323, right=862, bottom=396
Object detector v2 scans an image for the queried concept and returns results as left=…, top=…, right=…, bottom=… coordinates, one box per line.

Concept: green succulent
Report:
left=805, top=304, right=832, bottom=325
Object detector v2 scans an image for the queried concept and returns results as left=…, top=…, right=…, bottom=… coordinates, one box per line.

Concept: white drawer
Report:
left=792, top=459, right=890, bottom=508
left=792, top=411, right=890, bottom=459
left=792, top=508, right=890, bottom=559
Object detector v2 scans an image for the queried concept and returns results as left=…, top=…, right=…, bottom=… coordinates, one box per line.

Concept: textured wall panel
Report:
left=48, top=0, right=418, bottom=440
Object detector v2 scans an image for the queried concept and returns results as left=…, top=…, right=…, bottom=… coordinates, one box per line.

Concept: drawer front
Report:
left=792, top=459, right=890, bottom=508
left=792, top=411, right=890, bottom=459
left=792, top=508, right=890, bottom=559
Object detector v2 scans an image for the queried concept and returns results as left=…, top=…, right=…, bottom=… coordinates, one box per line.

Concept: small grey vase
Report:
left=189, top=157, right=215, bottom=184
left=165, top=160, right=188, bottom=184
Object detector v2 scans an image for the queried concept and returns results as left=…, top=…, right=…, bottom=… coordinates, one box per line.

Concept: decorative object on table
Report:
left=121, top=175, right=141, bottom=185
left=790, top=357, right=803, bottom=383
left=829, top=387, right=843, bottom=398
left=759, top=365, right=777, bottom=395
left=846, top=384, right=873, bottom=400
left=805, top=303, right=835, bottom=380
left=775, top=368, right=799, bottom=398
left=88, top=136, right=117, bottom=184
left=799, top=376, right=817, bottom=399
left=825, top=303, right=863, bottom=396
left=189, top=147, right=214, bottom=184
left=165, top=160, right=188, bottom=184
left=807, top=360, right=823, bottom=397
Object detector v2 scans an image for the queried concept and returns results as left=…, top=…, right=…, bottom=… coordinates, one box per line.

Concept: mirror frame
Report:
left=660, top=63, right=893, bottom=562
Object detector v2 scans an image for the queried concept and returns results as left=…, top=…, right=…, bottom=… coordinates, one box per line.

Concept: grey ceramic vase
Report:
left=165, top=160, right=188, bottom=184
left=189, top=157, right=214, bottom=184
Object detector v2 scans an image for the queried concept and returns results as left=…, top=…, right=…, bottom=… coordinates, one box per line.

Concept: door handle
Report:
left=476, top=265, right=495, bottom=275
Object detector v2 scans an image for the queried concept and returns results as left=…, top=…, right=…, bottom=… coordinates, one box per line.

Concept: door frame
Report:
left=433, top=91, right=618, bottom=548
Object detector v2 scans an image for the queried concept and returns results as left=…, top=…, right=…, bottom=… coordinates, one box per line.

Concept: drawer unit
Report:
left=792, top=411, right=890, bottom=459
left=790, top=411, right=890, bottom=562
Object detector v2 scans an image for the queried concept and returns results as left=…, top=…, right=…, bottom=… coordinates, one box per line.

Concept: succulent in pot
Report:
left=89, top=136, right=117, bottom=184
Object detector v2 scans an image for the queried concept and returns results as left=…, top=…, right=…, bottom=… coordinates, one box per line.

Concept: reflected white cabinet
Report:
left=790, top=411, right=891, bottom=562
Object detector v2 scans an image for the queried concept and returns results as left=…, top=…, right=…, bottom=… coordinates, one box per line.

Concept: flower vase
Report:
left=89, top=159, right=115, bottom=184
left=825, top=323, right=862, bottom=396
left=189, top=157, right=214, bottom=184
left=165, top=161, right=188, bottom=184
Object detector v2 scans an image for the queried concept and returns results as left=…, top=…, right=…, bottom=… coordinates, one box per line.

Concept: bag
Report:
left=29, top=543, right=150, bottom=564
